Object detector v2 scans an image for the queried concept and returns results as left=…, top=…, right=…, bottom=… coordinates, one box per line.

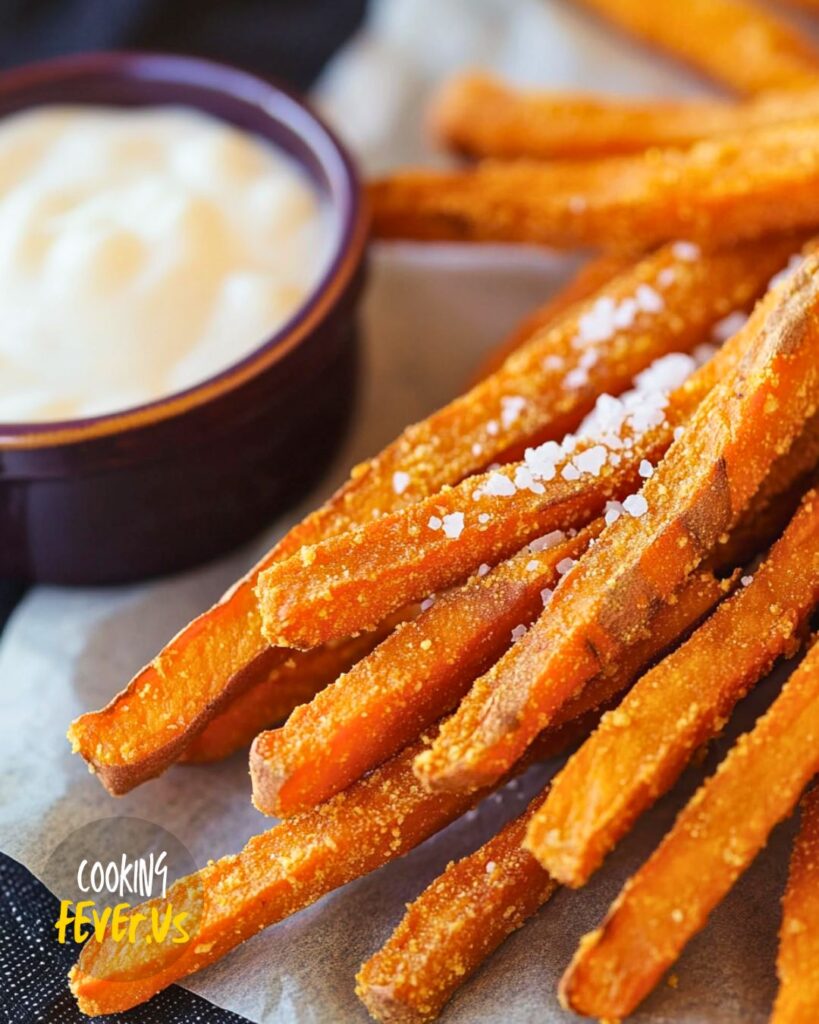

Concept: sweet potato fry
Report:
left=772, top=787, right=819, bottom=1024
left=251, top=527, right=600, bottom=817
left=527, top=488, right=819, bottom=888
left=369, top=122, right=819, bottom=250
left=473, top=254, right=631, bottom=381
left=356, top=801, right=557, bottom=1024
left=413, top=254, right=819, bottom=794
left=69, top=719, right=569, bottom=1017
left=559, top=639, right=819, bottom=1020
left=432, top=73, right=819, bottom=160
left=69, top=238, right=775, bottom=793
left=257, top=245, right=801, bottom=651
left=180, top=625, right=396, bottom=763
left=255, top=553, right=726, bottom=820
left=574, top=0, right=819, bottom=95
left=354, top=572, right=727, bottom=1023
left=709, top=407, right=819, bottom=571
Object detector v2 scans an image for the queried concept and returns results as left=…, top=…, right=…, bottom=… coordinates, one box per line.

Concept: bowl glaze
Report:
left=0, top=52, right=367, bottom=584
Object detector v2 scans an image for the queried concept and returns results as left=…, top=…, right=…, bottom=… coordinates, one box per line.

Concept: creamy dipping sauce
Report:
left=0, top=105, right=334, bottom=422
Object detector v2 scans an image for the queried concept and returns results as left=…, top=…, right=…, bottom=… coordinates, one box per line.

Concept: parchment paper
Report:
left=0, top=1, right=813, bottom=1020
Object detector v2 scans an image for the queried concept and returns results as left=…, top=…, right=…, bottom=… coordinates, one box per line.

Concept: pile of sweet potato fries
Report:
left=67, top=1, right=819, bottom=1020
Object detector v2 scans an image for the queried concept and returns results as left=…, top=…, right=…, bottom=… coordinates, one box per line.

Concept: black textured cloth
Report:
left=0, top=852, right=250, bottom=1024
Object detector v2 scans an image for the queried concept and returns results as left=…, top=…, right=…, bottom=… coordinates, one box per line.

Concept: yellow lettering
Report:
left=54, top=900, right=74, bottom=944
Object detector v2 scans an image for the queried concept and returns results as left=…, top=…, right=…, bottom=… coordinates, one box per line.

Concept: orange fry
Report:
left=69, top=733, right=488, bottom=1017
left=369, top=122, right=819, bottom=250
left=560, top=639, right=819, bottom=1020
left=432, top=73, right=819, bottom=160
left=179, top=625, right=395, bottom=763
left=69, top=719, right=569, bottom=1017
left=772, top=787, right=819, bottom=1024
left=356, top=801, right=557, bottom=1024
left=575, top=0, right=819, bottom=95
left=256, top=245, right=796, bottom=651
left=251, top=527, right=597, bottom=817
left=414, top=255, right=819, bottom=794
left=69, top=238, right=771, bottom=793
left=354, top=568, right=724, bottom=1024
left=527, top=488, right=819, bottom=888
left=473, top=254, right=631, bottom=381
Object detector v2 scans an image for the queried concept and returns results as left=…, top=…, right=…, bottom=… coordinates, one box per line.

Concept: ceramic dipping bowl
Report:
left=0, top=52, right=367, bottom=584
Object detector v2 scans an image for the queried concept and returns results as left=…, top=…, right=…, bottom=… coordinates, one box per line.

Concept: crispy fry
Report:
left=527, top=489, right=819, bottom=888
left=370, top=123, right=819, bottom=250
left=354, top=573, right=727, bottom=1024
left=356, top=802, right=557, bottom=1024
left=432, top=73, right=819, bottom=160
left=473, top=254, right=631, bottom=381
left=414, top=255, right=819, bottom=794
left=253, top=550, right=724, bottom=819
left=257, top=244, right=797, bottom=651
left=575, top=0, right=819, bottom=95
left=251, top=527, right=599, bottom=817
left=772, top=787, right=819, bottom=1024
left=550, top=569, right=732, bottom=732
left=179, top=625, right=395, bottom=763
left=69, top=238, right=774, bottom=793
left=69, top=735, right=483, bottom=1016
left=69, top=719, right=569, bottom=1017
left=709, top=408, right=819, bottom=571
left=559, top=639, right=819, bottom=1020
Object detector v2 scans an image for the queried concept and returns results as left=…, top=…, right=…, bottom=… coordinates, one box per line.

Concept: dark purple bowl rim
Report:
left=0, top=50, right=368, bottom=449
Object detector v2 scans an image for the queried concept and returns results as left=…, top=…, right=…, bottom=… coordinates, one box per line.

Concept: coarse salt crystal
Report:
left=478, top=512, right=491, bottom=524
left=672, top=241, right=700, bottom=262
left=612, top=296, right=638, bottom=330
left=674, top=426, right=685, bottom=441
left=657, top=267, right=676, bottom=288
left=635, top=283, right=663, bottom=313
left=526, top=559, right=540, bottom=572
left=511, top=624, right=528, bottom=643
left=623, top=493, right=649, bottom=518
left=481, top=471, right=516, bottom=497
left=428, top=515, right=442, bottom=531
left=477, top=563, right=491, bottom=577
left=442, top=512, right=465, bottom=539
left=561, top=462, right=581, bottom=481
left=501, top=395, right=527, bottom=429
left=556, top=557, right=576, bottom=575
left=572, top=444, right=608, bottom=477
left=693, top=342, right=718, bottom=366
left=540, top=587, right=553, bottom=607
left=530, top=530, right=566, bottom=552
left=741, top=575, right=753, bottom=587
left=485, top=860, right=498, bottom=874
left=605, top=500, right=624, bottom=526
left=543, top=354, right=565, bottom=371
left=564, top=366, right=589, bottom=389
left=711, top=311, right=747, bottom=343
left=639, top=459, right=654, bottom=478
left=525, top=440, right=562, bottom=481
left=769, top=253, right=803, bottom=292
left=514, top=464, right=546, bottom=494
left=576, top=295, right=618, bottom=346
left=420, top=596, right=436, bottom=612
left=392, top=470, right=410, bottom=495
